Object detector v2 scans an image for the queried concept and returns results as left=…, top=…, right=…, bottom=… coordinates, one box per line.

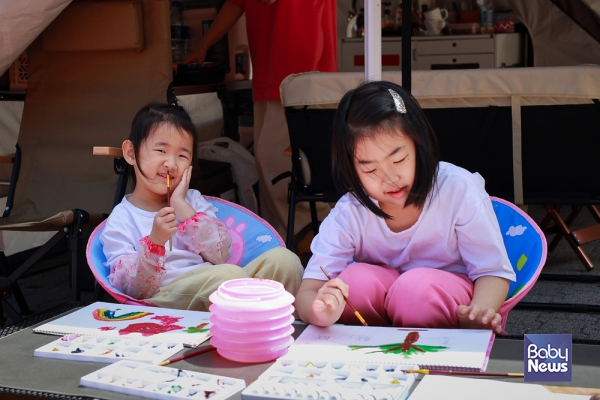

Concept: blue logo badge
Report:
left=524, top=334, right=571, bottom=382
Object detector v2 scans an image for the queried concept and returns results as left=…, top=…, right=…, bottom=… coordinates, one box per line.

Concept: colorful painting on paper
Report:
left=33, top=302, right=212, bottom=348
left=287, top=325, right=494, bottom=371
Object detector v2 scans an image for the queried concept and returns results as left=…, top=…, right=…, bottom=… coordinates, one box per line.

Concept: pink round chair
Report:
left=86, top=196, right=285, bottom=306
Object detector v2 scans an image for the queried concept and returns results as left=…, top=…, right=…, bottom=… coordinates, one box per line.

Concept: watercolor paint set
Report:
left=241, top=359, right=416, bottom=400
left=80, top=360, right=246, bottom=399
left=34, top=334, right=184, bottom=364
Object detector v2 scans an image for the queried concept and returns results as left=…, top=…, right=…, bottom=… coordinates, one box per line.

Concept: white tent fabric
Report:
left=0, top=0, right=72, bottom=75
left=495, top=0, right=600, bottom=66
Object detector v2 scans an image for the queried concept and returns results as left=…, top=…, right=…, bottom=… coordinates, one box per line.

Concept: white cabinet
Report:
left=340, top=33, right=522, bottom=72
left=414, top=35, right=495, bottom=70
left=340, top=37, right=414, bottom=72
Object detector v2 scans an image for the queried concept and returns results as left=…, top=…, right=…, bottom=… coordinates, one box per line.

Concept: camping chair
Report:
left=86, top=195, right=286, bottom=306
left=0, top=0, right=173, bottom=326
left=492, top=197, right=546, bottom=331
left=272, top=107, right=345, bottom=249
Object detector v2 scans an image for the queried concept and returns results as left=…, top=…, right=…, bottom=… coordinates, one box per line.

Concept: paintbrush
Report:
left=402, top=369, right=524, bottom=377
left=167, top=171, right=172, bottom=251
left=158, top=345, right=216, bottom=366
left=320, top=266, right=368, bottom=326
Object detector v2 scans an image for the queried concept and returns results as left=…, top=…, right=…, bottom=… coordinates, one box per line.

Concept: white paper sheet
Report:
left=408, top=375, right=590, bottom=400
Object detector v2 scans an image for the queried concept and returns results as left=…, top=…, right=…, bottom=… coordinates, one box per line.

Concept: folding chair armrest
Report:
left=93, top=147, right=123, bottom=158
left=0, top=155, right=15, bottom=164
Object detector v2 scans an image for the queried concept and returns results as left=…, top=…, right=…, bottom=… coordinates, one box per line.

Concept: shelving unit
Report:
left=340, top=32, right=523, bottom=72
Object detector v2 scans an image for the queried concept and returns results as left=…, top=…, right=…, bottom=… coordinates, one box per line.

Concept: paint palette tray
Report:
left=34, top=334, right=183, bottom=364
left=80, top=360, right=246, bottom=399
left=241, top=359, right=416, bottom=400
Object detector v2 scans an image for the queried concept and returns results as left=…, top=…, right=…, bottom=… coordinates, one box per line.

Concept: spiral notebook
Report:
left=287, top=325, right=495, bottom=372
left=33, top=302, right=212, bottom=348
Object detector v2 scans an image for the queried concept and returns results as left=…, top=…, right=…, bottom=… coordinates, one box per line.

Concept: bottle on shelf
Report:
left=478, top=0, right=495, bottom=32
left=170, top=0, right=190, bottom=63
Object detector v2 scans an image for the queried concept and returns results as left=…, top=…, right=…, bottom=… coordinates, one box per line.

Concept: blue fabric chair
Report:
left=492, top=197, right=547, bottom=329
left=86, top=196, right=285, bottom=306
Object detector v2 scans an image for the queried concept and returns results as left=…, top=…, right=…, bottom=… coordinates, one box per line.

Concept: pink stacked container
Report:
left=208, top=278, right=296, bottom=363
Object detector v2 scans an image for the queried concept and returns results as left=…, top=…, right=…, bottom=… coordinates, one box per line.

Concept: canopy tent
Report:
left=4, top=0, right=600, bottom=77
left=0, top=0, right=72, bottom=76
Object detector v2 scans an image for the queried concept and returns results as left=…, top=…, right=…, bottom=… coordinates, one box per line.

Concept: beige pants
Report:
left=253, top=100, right=330, bottom=239
left=148, top=247, right=304, bottom=311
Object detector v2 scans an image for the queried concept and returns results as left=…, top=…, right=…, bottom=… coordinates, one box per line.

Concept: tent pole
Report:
left=364, top=0, right=382, bottom=82
left=401, top=0, right=412, bottom=92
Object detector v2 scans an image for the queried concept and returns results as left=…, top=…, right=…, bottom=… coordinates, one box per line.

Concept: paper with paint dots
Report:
left=241, top=359, right=416, bottom=400
left=34, top=334, right=183, bottom=365
left=80, top=360, right=246, bottom=399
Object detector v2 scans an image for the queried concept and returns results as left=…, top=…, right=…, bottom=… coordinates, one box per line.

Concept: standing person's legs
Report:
left=148, top=264, right=248, bottom=311
left=337, top=263, right=400, bottom=326
left=253, top=100, right=330, bottom=238
left=385, top=268, right=473, bottom=328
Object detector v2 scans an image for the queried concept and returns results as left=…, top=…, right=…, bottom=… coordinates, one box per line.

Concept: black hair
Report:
left=128, top=102, right=198, bottom=184
left=332, top=81, right=439, bottom=220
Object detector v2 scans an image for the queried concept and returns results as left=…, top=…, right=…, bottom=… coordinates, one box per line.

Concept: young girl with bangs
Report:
left=295, top=81, right=515, bottom=333
left=101, top=103, right=303, bottom=311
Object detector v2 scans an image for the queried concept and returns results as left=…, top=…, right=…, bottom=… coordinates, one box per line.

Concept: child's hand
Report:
left=170, top=166, right=196, bottom=222
left=311, top=278, right=350, bottom=326
left=170, top=166, right=192, bottom=207
left=456, top=304, right=503, bottom=334
left=148, top=207, right=178, bottom=246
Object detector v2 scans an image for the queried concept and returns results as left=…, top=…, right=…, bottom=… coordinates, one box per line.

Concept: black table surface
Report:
left=1, top=303, right=599, bottom=399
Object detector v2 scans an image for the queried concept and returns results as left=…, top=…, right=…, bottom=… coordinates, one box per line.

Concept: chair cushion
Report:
left=206, top=196, right=284, bottom=266
left=86, top=197, right=285, bottom=305
left=491, top=197, right=546, bottom=300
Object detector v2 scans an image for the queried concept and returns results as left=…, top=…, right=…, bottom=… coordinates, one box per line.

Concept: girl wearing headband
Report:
left=295, top=81, right=515, bottom=333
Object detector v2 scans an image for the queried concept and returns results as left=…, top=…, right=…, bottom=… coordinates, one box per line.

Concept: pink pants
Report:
left=338, top=263, right=473, bottom=327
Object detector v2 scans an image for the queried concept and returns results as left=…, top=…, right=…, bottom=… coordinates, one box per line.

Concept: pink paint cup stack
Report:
left=208, top=278, right=296, bottom=363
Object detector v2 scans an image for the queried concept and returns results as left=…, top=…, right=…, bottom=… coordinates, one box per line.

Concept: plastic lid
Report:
left=209, top=278, right=295, bottom=311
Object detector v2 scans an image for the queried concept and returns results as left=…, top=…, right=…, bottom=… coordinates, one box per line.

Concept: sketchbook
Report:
left=287, top=325, right=495, bottom=372
left=33, top=302, right=212, bottom=348
left=408, top=375, right=590, bottom=400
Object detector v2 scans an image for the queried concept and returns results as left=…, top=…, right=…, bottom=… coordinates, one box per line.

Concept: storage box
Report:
left=495, top=13, right=515, bottom=33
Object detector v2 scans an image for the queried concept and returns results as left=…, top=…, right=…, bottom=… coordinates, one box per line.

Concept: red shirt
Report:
left=228, top=0, right=338, bottom=101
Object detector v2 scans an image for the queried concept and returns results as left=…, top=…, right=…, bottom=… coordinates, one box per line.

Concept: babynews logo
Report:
left=524, top=334, right=572, bottom=382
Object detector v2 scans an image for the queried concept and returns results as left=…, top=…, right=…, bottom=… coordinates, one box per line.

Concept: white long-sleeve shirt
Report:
left=101, top=190, right=232, bottom=299
left=305, top=162, right=516, bottom=283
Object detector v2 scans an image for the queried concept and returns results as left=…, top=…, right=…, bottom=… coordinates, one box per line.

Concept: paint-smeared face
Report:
left=353, top=130, right=417, bottom=210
